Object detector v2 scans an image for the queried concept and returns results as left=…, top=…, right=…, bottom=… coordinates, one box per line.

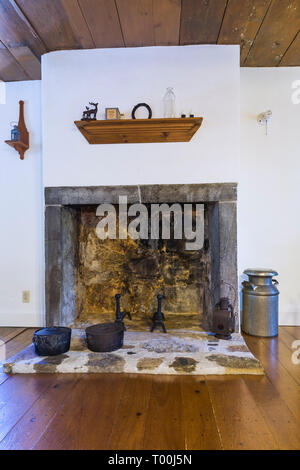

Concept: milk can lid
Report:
left=243, top=268, right=278, bottom=277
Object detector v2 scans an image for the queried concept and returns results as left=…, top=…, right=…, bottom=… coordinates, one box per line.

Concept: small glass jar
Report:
left=10, top=122, right=20, bottom=141
left=163, top=87, right=176, bottom=118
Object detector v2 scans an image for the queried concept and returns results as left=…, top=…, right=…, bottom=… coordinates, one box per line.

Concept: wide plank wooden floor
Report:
left=0, top=326, right=299, bottom=450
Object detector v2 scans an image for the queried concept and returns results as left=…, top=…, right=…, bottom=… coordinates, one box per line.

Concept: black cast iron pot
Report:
left=33, top=327, right=72, bottom=356
left=86, top=322, right=124, bottom=352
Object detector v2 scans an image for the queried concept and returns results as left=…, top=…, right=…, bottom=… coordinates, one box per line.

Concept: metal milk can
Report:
left=242, top=269, right=279, bottom=337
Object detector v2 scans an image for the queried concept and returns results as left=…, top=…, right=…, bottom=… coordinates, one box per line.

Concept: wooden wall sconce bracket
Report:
left=5, top=100, right=29, bottom=160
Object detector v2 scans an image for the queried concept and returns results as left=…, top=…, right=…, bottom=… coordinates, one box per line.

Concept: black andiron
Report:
left=150, top=294, right=167, bottom=333
left=115, top=294, right=131, bottom=330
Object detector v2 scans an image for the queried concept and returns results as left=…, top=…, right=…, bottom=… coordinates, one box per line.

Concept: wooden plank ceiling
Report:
left=0, top=0, right=300, bottom=81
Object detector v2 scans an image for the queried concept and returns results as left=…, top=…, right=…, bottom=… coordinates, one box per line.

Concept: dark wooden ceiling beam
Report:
left=0, top=0, right=46, bottom=57
left=180, top=0, right=228, bottom=44
left=218, top=0, right=272, bottom=64
left=1, top=0, right=300, bottom=82
left=279, top=30, right=300, bottom=65
left=244, top=0, right=300, bottom=66
left=0, top=40, right=29, bottom=81
left=115, top=0, right=182, bottom=47
left=60, top=0, right=95, bottom=49
left=152, top=0, right=181, bottom=46
left=8, top=0, right=47, bottom=48
left=115, top=0, right=155, bottom=47
left=8, top=45, right=41, bottom=79
left=0, top=49, right=28, bottom=81
left=16, top=0, right=91, bottom=50
left=78, top=0, right=124, bottom=48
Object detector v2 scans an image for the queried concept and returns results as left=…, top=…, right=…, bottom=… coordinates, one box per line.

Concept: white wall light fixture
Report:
left=257, top=110, right=272, bottom=135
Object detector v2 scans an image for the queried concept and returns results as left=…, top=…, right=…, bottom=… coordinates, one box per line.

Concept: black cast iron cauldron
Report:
left=33, top=327, right=72, bottom=356
left=85, top=322, right=124, bottom=352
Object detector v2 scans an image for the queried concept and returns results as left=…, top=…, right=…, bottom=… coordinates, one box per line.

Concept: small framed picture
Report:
left=105, top=107, right=121, bottom=120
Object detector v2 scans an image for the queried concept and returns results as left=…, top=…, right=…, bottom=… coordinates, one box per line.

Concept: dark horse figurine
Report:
left=81, top=102, right=98, bottom=121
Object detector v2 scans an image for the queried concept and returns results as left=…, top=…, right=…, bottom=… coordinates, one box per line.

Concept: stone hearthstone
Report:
left=3, top=330, right=263, bottom=375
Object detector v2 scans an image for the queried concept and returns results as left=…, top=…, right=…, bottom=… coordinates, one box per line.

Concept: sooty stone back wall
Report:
left=74, top=205, right=210, bottom=330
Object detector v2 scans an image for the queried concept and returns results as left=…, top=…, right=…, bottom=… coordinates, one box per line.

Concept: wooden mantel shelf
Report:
left=74, top=117, right=203, bottom=145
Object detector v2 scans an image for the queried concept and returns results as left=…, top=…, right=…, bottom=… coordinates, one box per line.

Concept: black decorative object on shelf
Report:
left=131, top=102, right=152, bottom=119
left=115, top=293, right=131, bottom=330
left=81, top=102, right=98, bottom=121
left=33, top=327, right=71, bottom=356
left=150, top=294, right=167, bottom=333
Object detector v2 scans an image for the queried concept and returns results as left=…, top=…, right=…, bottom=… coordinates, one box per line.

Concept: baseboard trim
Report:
left=0, top=312, right=43, bottom=327
left=279, top=312, right=300, bottom=326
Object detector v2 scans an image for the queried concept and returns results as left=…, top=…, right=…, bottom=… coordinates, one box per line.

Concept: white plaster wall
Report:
left=0, top=81, right=43, bottom=326
left=42, top=45, right=240, bottom=187
left=1, top=48, right=298, bottom=328
left=240, top=68, right=300, bottom=325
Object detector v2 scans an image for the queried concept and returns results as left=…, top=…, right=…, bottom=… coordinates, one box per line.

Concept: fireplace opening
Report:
left=73, top=204, right=211, bottom=330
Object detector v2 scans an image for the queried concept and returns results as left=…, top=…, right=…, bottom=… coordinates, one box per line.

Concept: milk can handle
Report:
left=242, top=281, right=256, bottom=290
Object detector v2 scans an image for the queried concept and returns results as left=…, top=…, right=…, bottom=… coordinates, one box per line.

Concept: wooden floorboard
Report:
left=278, top=327, right=299, bottom=349
left=34, top=374, right=127, bottom=450
left=0, top=374, right=79, bottom=450
left=262, top=336, right=300, bottom=385
left=243, top=375, right=300, bottom=450
left=107, top=374, right=152, bottom=450
left=0, top=373, right=9, bottom=386
left=180, top=376, right=222, bottom=450
left=0, top=326, right=299, bottom=450
left=244, top=334, right=300, bottom=422
left=0, top=328, right=27, bottom=344
left=282, top=326, right=300, bottom=340
left=0, top=374, right=55, bottom=442
left=205, top=376, right=278, bottom=450
left=0, top=328, right=36, bottom=386
left=4, top=328, right=36, bottom=360
left=143, top=376, right=185, bottom=450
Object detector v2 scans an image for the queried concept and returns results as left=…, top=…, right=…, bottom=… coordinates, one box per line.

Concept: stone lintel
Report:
left=45, top=183, right=237, bottom=206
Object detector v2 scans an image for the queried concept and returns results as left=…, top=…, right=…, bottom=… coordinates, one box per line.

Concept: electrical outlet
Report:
left=22, top=290, right=30, bottom=303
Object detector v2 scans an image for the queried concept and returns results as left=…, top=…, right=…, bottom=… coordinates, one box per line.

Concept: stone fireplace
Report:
left=45, top=183, right=238, bottom=330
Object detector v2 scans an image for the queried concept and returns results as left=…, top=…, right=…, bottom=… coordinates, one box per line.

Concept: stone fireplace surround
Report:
left=45, top=183, right=238, bottom=330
